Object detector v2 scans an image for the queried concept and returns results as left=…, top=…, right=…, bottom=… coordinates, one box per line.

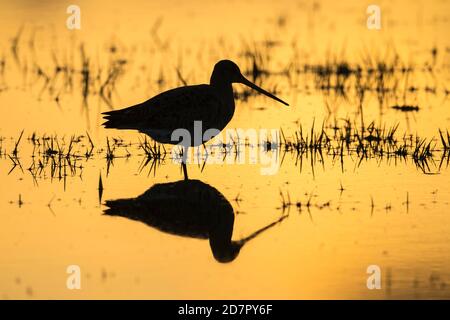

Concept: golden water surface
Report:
left=0, top=0, right=449, bottom=299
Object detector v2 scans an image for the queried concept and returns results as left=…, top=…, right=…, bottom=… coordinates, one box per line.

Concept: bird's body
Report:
left=102, top=60, right=288, bottom=179
left=103, top=83, right=235, bottom=146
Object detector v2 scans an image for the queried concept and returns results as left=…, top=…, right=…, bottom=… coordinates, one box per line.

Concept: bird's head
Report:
left=211, top=242, right=243, bottom=263
left=211, top=59, right=289, bottom=106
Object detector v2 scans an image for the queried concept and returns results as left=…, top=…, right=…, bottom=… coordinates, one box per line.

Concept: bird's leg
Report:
left=202, top=142, right=209, bottom=156
left=200, top=142, right=209, bottom=173
left=182, top=162, right=188, bottom=180
left=181, top=146, right=189, bottom=180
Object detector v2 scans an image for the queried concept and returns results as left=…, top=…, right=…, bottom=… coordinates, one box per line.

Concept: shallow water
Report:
left=0, top=0, right=449, bottom=299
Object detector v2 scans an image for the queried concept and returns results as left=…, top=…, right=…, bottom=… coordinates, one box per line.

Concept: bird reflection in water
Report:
left=103, top=179, right=287, bottom=263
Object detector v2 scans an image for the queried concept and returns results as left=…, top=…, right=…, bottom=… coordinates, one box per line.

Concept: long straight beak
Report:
left=240, top=75, right=289, bottom=106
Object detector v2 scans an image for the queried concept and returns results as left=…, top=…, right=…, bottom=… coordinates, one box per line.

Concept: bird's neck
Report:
left=210, top=79, right=234, bottom=106
left=210, top=71, right=231, bottom=87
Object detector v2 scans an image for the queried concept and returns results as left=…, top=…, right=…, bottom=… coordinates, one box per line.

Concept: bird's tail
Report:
left=102, top=107, right=137, bottom=129
left=102, top=110, right=123, bottom=129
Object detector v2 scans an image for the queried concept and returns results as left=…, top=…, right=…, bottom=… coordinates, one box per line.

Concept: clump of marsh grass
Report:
left=278, top=118, right=447, bottom=174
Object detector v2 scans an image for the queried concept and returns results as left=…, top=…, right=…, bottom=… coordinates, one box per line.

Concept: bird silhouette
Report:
left=102, top=60, right=288, bottom=179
